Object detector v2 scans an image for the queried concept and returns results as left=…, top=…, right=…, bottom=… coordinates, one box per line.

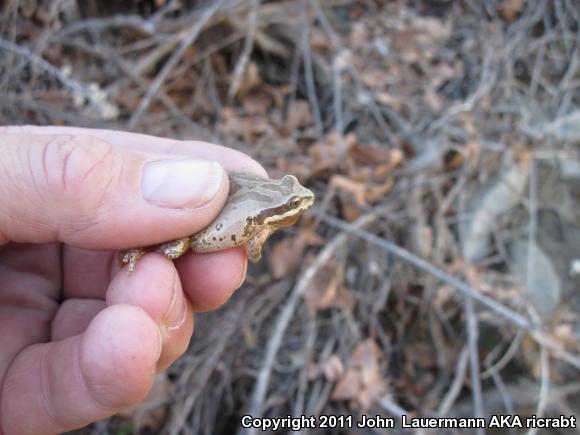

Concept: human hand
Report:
left=0, top=126, right=266, bottom=435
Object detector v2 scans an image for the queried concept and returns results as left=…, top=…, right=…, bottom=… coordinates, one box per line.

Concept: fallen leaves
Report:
left=302, top=259, right=354, bottom=313
left=498, top=0, right=527, bottom=20
left=268, top=228, right=323, bottom=279
left=330, top=340, right=388, bottom=409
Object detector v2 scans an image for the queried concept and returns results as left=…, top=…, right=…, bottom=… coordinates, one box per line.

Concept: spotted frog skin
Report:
left=121, top=172, right=315, bottom=272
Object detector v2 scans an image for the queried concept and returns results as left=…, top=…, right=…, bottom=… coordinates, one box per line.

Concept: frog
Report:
left=121, top=171, right=315, bottom=273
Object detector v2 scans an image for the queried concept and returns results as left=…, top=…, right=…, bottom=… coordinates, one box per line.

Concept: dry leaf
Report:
left=375, top=91, right=403, bottom=110
left=308, top=132, right=356, bottom=175
left=330, top=175, right=367, bottom=205
left=498, top=0, right=526, bottom=20
left=241, top=116, right=274, bottom=143
left=340, top=195, right=362, bottom=222
left=310, top=28, right=331, bottom=51
left=241, top=91, right=273, bottom=115
left=331, top=174, right=394, bottom=206
left=361, top=68, right=390, bottom=89
left=303, top=261, right=354, bottom=313
left=322, top=355, right=345, bottom=382
left=235, top=62, right=262, bottom=99
left=268, top=229, right=312, bottom=279
left=277, top=155, right=315, bottom=182
left=331, top=369, right=362, bottom=401
left=302, top=261, right=340, bottom=313
left=347, top=142, right=402, bottom=175
left=286, top=100, right=314, bottom=131
left=331, top=340, right=387, bottom=409
left=365, top=178, right=395, bottom=203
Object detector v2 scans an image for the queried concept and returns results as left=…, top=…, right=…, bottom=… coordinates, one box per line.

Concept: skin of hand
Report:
left=0, top=126, right=267, bottom=435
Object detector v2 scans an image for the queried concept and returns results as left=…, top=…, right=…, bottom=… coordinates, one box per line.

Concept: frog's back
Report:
left=190, top=172, right=271, bottom=252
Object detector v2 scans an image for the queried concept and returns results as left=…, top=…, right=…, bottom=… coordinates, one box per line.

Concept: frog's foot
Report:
left=159, top=237, right=191, bottom=260
left=120, top=248, right=146, bottom=274
left=247, top=229, right=272, bottom=263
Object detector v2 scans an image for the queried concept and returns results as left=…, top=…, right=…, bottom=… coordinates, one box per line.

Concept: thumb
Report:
left=0, top=133, right=228, bottom=248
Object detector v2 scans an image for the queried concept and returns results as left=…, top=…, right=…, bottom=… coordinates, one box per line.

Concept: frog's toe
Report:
left=160, top=237, right=191, bottom=259
left=247, top=244, right=262, bottom=263
left=121, top=248, right=146, bottom=274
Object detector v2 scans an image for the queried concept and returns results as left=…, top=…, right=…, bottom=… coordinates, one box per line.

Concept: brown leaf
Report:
left=330, top=175, right=367, bottom=206
left=303, top=261, right=354, bottom=313
left=235, top=62, right=262, bottom=99
left=348, top=141, right=396, bottom=167
left=365, top=178, right=395, bottom=203
left=340, top=195, right=362, bottom=222
left=361, top=68, right=390, bottom=89
left=308, top=132, right=356, bottom=175
left=393, top=16, right=450, bottom=63
left=331, top=339, right=388, bottom=408
left=241, top=91, right=273, bottom=115
left=498, top=0, right=526, bottom=21
left=310, top=28, right=332, bottom=51
left=347, top=142, right=404, bottom=183
left=322, top=355, right=345, bottom=382
left=241, top=116, right=274, bottom=143
left=303, top=262, right=340, bottom=313
left=277, top=155, right=315, bottom=182
left=331, top=368, right=362, bottom=401
left=268, top=230, right=308, bottom=279
left=331, top=174, right=395, bottom=206
left=286, top=100, right=314, bottom=131
left=375, top=91, right=403, bottom=110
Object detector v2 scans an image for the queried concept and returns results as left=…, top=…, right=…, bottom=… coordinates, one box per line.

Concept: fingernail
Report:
left=142, top=159, right=224, bottom=208
left=235, top=256, right=248, bottom=291
left=163, top=272, right=188, bottom=331
left=155, top=325, right=163, bottom=360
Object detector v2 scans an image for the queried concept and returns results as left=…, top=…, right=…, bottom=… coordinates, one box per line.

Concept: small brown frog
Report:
left=121, top=172, right=315, bottom=272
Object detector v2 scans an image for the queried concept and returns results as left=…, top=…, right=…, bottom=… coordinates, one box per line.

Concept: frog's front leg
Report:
left=121, top=248, right=147, bottom=274
left=158, top=237, right=191, bottom=259
left=247, top=228, right=273, bottom=263
left=121, top=238, right=191, bottom=275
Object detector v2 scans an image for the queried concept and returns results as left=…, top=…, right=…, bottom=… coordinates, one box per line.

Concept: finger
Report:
left=0, top=243, right=61, bottom=381
left=106, top=254, right=194, bottom=370
left=59, top=245, right=246, bottom=305
left=177, top=246, right=247, bottom=312
left=61, top=246, right=116, bottom=299
left=51, top=299, right=106, bottom=341
left=0, top=242, right=61, bottom=299
left=0, top=133, right=229, bottom=248
left=0, top=304, right=161, bottom=435
left=0, top=125, right=267, bottom=176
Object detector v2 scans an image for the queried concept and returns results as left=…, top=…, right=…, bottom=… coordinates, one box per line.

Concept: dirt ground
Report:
left=1, top=0, right=580, bottom=434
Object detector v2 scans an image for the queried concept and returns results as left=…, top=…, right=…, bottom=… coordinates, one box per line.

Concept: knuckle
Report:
left=53, top=135, right=116, bottom=195
left=0, top=133, right=122, bottom=242
left=31, top=134, right=120, bottom=238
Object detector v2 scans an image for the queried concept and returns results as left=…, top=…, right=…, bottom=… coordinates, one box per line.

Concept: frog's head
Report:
left=260, top=175, right=315, bottom=228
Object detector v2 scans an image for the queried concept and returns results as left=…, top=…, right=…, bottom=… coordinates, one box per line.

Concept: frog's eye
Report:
left=288, top=196, right=302, bottom=208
